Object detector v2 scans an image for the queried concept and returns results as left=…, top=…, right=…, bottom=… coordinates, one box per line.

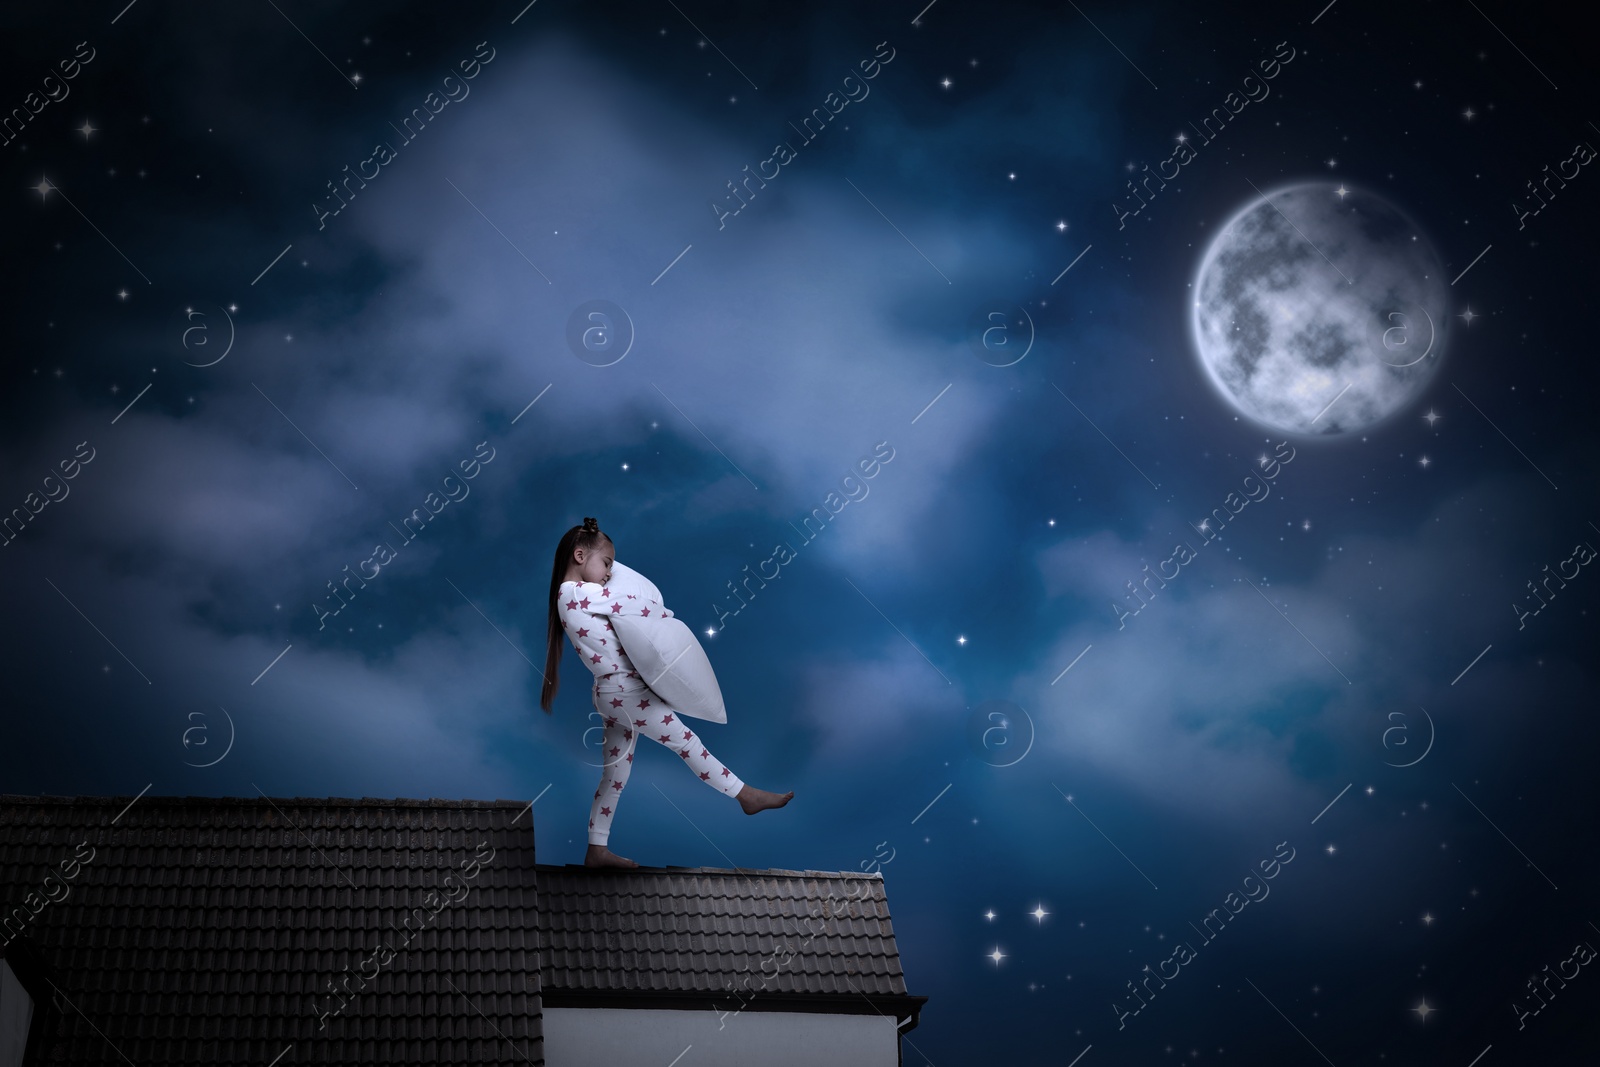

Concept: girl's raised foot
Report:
left=737, top=784, right=795, bottom=815
left=585, top=844, right=639, bottom=868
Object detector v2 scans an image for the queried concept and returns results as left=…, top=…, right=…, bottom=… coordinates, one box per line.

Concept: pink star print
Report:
left=700, top=748, right=708, bottom=759
left=610, top=698, right=623, bottom=708
left=658, top=734, right=672, bottom=743
left=625, top=752, right=633, bottom=763
left=640, top=607, right=651, bottom=617
left=609, top=746, right=621, bottom=756
left=600, top=806, right=612, bottom=816
left=721, top=768, right=731, bottom=776
left=623, top=728, right=634, bottom=740
left=661, top=714, right=674, bottom=725
left=682, top=731, right=693, bottom=741
left=590, top=653, right=602, bottom=664
left=679, top=749, right=691, bottom=759
left=608, top=602, right=623, bottom=613
left=633, top=719, right=646, bottom=727
left=612, top=781, right=623, bottom=791
left=636, top=698, right=652, bottom=710
left=565, top=599, right=578, bottom=610
left=578, top=597, right=591, bottom=609
left=604, top=716, right=617, bottom=727
left=699, top=772, right=711, bottom=781
left=577, top=627, right=589, bottom=638
left=601, top=587, right=611, bottom=597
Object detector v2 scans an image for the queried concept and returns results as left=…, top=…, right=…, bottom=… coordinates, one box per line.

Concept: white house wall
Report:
left=542, top=1006, right=899, bottom=1066
left=0, top=962, right=32, bottom=1067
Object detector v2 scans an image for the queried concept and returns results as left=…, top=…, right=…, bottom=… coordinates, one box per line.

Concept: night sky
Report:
left=4, top=0, right=1599, bottom=1061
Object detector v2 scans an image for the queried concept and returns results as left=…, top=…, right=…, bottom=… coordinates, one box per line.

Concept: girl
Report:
left=541, top=517, right=793, bottom=868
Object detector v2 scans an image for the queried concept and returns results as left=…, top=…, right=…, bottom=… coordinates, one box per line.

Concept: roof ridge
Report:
left=0, top=794, right=535, bottom=808
left=535, top=862, right=885, bottom=878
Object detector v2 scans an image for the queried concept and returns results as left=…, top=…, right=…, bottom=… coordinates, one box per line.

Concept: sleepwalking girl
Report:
left=541, top=516, right=793, bottom=869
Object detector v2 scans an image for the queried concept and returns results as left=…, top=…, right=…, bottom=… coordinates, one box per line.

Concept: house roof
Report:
left=0, top=794, right=926, bottom=1064
left=536, top=863, right=926, bottom=1028
left=0, top=794, right=543, bottom=1066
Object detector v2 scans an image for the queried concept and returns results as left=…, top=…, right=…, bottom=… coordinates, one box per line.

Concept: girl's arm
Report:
left=562, top=582, right=674, bottom=619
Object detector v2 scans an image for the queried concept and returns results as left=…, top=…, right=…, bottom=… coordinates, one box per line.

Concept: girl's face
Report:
left=572, top=539, right=613, bottom=585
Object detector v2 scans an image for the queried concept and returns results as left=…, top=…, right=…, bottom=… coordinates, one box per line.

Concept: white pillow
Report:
left=607, top=560, right=663, bottom=604
left=608, top=562, right=727, bottom=724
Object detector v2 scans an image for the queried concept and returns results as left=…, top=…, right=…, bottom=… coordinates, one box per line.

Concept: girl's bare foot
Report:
left=737, top=784, right=795, bottom=815
left=585, top=843, right=639, bottom=868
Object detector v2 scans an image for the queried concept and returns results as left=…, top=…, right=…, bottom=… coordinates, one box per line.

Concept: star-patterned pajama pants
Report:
left=587, top=685, right=745, bottom=846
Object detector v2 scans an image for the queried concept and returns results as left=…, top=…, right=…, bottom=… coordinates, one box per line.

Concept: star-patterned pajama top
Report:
left=557, top=580, right=676, bottom=699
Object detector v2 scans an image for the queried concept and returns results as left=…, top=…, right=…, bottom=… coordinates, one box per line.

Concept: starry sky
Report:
left=4, top=0, right=1600, bottom=1061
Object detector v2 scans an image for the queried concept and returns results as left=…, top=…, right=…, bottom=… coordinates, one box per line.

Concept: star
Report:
left=1463, top=106, right=1475, bottom=120
left=1459, top=307, right=1477, bottom=325
left=116, top=288, right=129, bottom=300
left=1335, top=184, right=1348, bottom=199
left=1301, top=519, right=1312, bottom=531
left=705, top=627, right=716, bottom=637
left=1030, top=904, right=1049, bottom=922
left=1421, top=912, right=1435, bottom=925
left=1418, top=455, right=1431, bottom=469
left=1422, top=409, right=1441, bottom=427
left=956, top=635, right=967, bottom=646
left=984, top=909, right=996, bottom=921
left=78, top=120, right=96, bottom=139
left=351, top=72, right=363, bottom=84
left=940, top=77, right=953, bottom=89
left=988, top=946, right=1006, bottom=965
left=1325, top=843, right=1337, bottom=855
left=33, top=177, right=54, bottom=199
left=1412, top=999, right=1436, bottom=1021
left=1008, top=172, right=1016, bottom=180
left=1365, top=785, right=1375, bottom=795
left=621, top=462, right=629, bottom=471
left=1056, top=220, right=1068, bottom=232
left=1176, top=132, right=1188, bottom=143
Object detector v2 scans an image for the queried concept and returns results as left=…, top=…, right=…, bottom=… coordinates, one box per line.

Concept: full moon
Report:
left=1191, top=182, right=1449, bottom=436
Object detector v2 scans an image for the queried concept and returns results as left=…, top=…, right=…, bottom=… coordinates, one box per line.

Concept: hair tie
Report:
left=582, top=516, right=600, bottom=533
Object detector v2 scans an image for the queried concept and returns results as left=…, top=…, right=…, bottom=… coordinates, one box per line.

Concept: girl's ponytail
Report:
left=541, top=517, right=610, bottom=713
